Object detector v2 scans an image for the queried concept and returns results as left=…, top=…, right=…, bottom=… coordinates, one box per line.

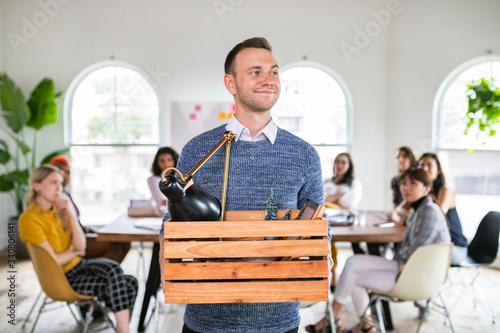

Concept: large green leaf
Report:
left=0, top=126, right=31, bottom=155
left=27, top=78, right=58, bottom=130
left=0, top=174, right=15, bottom=191
left=0, top=73, right=30, bottom=133
left=0, top=170, right=28, bottom=192
left=0, top=139, right=11, bottom=164
left=40, top=147, right=70, bottom=165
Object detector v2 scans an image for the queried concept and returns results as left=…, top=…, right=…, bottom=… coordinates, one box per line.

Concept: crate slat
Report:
left=164, top=260, right=328, bottom=280
left=164, top=239, right=328, bottom=259
left=164, top=220, right=327, bottom=238
left=163, top=280, right=329, bottom=304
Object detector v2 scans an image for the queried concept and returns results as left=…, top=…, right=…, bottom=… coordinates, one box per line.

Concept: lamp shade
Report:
left=159, top=175, right=221, bottom=221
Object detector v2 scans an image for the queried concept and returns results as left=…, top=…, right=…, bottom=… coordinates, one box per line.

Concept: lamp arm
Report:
left=160, top=131, right=236, bottom=221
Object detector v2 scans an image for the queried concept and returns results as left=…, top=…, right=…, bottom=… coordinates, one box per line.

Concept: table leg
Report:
left=138, top=242, right=161, bottom=332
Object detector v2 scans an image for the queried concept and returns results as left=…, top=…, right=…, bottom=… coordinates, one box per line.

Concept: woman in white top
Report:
left=322, top=153, right=362, bottom=295
left=324, top=153, right=362, bottom=208
left=147, top=147, right=179, bottom=208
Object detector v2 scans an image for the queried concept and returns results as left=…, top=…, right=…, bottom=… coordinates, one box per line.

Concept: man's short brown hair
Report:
left=224, top=37, right=272, bottom=76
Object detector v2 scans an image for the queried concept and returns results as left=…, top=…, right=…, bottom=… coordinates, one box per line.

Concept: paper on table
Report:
left=134, top=219, right=162, bottom=231
left=374, top=222, right=396, bottom=228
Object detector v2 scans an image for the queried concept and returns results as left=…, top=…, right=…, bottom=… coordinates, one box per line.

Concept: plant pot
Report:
left=10, top=216, right=30, bottom=259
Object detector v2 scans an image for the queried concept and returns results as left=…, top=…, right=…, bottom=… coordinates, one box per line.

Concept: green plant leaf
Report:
left=0, top=73, right=30, bottom=133
left=281, top=210, right=292, bottom=220
left=26, top=78, right=58, bottom=130
left=264, top=188, right=278, bottom=221
left=0, top=170, right=28, bottom=192
left=0, top=139, right=11, bottom=164
left=294, top=204, right=307, bottom=220
left=40, top=147, right=70, bottom=165
left=0, top=174, right=15, bottom=191
left=465, top=78, right=500, bottom=138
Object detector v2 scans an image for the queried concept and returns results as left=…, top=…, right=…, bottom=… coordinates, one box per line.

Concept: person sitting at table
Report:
left=147, top=146, right=179, bottom=209
left=307, top=168, right=451, bottom=333
left=419, top=152, right=468, bottom=265
left=323, top=153, right=362, bottom=209
left=390, top=146, right=418, bottom=208
left=19, top=165, right=138, bottom=333
left=323, top=153, right=362, bottom=292
left=49, top=155, right=131, bottom=263
left=383, top=147, right=420, bottom=255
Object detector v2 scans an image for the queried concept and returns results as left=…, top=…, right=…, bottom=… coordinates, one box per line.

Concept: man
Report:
left=161, top=37, right=324, bottom=333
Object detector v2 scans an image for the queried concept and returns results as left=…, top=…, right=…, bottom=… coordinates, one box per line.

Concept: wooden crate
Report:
left=161, top=209, right=329, bottom=304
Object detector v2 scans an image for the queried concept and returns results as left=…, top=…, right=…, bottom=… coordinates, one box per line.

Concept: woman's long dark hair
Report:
left=332, top=152, right=354, bottom=187
left=419, top=152, right=446, bottom=184
left=151, top=147, right=179, bottom=176
left=397, top=146, right=418, bottom=173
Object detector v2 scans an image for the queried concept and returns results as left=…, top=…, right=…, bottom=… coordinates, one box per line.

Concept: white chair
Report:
left=360, top=243, right=454, bottom=333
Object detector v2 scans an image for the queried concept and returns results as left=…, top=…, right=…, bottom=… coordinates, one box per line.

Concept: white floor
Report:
left=2, top=243, right=499, bottom=333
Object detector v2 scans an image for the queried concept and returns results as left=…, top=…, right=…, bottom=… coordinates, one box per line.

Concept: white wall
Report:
left=0, top=0, right=8, bottom=250
left=1, top=0, right=500, bottom=249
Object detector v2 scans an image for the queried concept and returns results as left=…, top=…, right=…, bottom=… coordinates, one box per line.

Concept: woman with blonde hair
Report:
left=19, top=165, right=138, bottom=333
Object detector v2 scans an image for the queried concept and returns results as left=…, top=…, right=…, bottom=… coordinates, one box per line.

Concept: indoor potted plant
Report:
left=0, top=73, right=68, bottom=258
left=465, top=78, right=500, bottom=140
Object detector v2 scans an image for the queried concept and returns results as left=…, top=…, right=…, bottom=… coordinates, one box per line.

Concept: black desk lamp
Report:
left=158, top=131, right=236, bottom=222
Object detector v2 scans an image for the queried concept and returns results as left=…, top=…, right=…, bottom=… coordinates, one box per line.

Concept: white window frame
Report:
left=64, top=60, right=162, bottom=146
left=432, top=54, right=500, bottom=152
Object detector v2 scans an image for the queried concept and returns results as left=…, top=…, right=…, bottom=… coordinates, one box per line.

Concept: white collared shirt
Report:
left=225, top=115, right=277, bottom=144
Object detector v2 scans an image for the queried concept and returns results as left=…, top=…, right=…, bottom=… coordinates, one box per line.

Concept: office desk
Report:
left=331, top=210, right=406, bottom=243
left=97, top=213, right=162, bottom=332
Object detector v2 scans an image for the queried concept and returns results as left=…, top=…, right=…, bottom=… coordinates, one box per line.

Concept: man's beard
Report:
left=235, top=83, right=279, bottom=112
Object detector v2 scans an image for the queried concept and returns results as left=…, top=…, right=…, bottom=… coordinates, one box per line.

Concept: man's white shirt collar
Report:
left=226, top=115, right=277, bottom=144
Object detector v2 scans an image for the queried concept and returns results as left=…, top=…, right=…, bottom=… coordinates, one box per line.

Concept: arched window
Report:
left=64, top=61, right=160, bottom=224
left=433, top=55, right=500, bottom=237
left=271, top=62, right=353, bottom=180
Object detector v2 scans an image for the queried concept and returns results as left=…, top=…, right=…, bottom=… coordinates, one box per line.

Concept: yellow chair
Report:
left=360, top=243, right=455, bottom=333
left=23, top=243, right=115, bottom=333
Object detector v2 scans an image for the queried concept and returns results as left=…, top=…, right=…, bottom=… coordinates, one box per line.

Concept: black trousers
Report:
left=182, top=324, right=299, bottom=333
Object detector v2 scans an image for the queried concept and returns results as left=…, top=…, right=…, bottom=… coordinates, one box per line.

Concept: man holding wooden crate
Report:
left=161, top=37, right=325, bottom=333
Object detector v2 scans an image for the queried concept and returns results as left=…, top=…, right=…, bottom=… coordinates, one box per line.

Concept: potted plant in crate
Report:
left=0, top=73, right=68, bottom=258
left=465, top=78, right=500, bottom=141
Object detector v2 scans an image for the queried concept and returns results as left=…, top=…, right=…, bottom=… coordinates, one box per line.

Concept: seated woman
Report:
left=147, top=147, right=179, bottom=209
left=323, top=153, right=362, bottom=209
left=309, top=168, right=451, bottom=333
left=19, top=165, right=138, bottom=333
left=323, top=153, right=362, bottom=292
left=49, top=155, right=131, bottom=263
left=419, top=152, right=468, bottom=265
left=390, top=146, right=418, bottom=212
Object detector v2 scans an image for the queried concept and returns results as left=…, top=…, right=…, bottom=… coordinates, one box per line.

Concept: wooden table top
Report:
left=97, top=210, right=406, bottom=244
left=330, top=210, right=406, bottom=243
left=96, top=213, right=162, bottom=243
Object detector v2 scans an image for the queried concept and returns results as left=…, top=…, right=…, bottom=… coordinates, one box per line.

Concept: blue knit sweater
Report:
left=163, top=124, right=324, bottom=333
